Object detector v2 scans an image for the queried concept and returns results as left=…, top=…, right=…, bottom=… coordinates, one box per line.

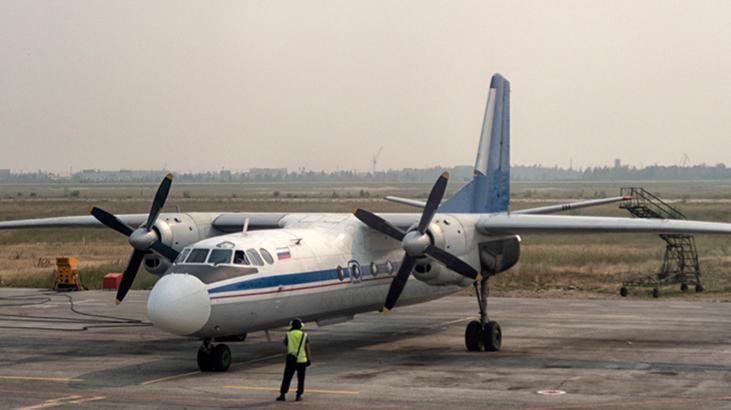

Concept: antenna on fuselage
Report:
left=243, top=217, right=250, bottom=236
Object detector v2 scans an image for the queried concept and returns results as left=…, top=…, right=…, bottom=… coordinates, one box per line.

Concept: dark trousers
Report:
left=279, top=360, right=306, bottom=396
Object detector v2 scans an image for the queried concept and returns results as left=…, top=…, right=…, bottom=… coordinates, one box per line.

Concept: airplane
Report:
left=3, top=73, right=731, bottom=373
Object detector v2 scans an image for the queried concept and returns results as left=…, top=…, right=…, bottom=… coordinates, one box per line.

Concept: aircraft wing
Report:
left=512, top=196, right=629, bottom=215
left=476, top=213, right=731, bottom=235
left=386, top=195, right=631, bottom=215
left=0, top=212, right=288, bottom=232
left=0, top=214, right=149, bottom=230
left=0, top=211, right=415, bottom=232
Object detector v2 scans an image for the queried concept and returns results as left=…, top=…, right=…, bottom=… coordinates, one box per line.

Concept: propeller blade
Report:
left=353, top=208, right=406, bottom=242
left=424, top=245, right=479, bottom=280
left=151, top=241, right=179, bottom=261
left=116, top=250, right=145, bottom=304
left=418, top=172, right=449, bottom=234
left=384, top=255, right=417, bottom=311
left=90, top=207, right=134, bottom=236
left=145, top=173, right=173, bottom=230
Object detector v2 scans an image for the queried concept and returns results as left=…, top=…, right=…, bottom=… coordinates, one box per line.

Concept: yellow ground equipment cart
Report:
left=54, top=257, right=84, bottom=291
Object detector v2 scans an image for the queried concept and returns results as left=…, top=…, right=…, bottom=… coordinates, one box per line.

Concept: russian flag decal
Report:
left=276, top=247, right=291, bottom=260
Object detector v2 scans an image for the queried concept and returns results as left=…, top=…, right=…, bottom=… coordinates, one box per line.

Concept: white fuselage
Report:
left=146, top=213, right=481, bottom=338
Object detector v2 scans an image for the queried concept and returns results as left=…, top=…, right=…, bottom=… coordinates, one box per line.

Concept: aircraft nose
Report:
left=147, top=274, right=211, bottom=336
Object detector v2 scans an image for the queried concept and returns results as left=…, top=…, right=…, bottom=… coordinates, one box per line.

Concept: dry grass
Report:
left=2, top=181, right=731, bottom=298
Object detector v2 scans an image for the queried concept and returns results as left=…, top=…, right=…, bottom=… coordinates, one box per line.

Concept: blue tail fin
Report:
left=439, top=74, right=510, bottom=213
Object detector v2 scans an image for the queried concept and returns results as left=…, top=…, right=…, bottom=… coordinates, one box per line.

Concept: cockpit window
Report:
left=208, top=249, right=232, bottom=265
left=259, top=248, right=274, bottom=264
left=246, top=248, right=264, bottom=266
left=233, top=250, right=250, bottom=265
left=175, top=248, right=191, bottom=264
left=186, top=248, right=210, bottom=263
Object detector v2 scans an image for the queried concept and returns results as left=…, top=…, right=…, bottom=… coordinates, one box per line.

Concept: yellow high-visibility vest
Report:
left=287, top=329, right=308, bottom=363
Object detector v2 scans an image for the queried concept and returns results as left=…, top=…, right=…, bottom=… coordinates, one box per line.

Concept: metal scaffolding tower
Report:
left=618, top=187, right=704, bottom=297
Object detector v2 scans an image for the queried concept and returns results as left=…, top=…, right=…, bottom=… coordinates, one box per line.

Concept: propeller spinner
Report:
left=90, top=173, right=179, bottom=304
left=353, top=172, right=481, bottom=312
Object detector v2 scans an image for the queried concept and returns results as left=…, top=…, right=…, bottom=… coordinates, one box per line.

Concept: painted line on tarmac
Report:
left=14, top=395, right=82, bottom=410
left=225, top=385, right=359, bottom=396
left=141, top=371, right=201, bottom=385
left=67, top=395, right=105, bottom=405
left=0, top=376, right=83, bottom=383
left=140, top=353, right=282, bottom=385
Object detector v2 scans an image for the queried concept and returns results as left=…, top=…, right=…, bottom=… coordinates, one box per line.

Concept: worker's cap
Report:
left=289, top=318, right=304, bottom=329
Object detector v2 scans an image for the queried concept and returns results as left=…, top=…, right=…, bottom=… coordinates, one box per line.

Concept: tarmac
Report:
left=1, top=288, right=730, bottom=409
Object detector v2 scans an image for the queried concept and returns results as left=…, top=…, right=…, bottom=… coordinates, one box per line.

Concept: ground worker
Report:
left=276, top=318, right=311, bottom=402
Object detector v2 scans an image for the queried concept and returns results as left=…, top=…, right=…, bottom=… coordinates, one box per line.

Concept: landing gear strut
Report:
left=197, top=338, right=232, bottom=372
left=465, top=275, right=501, bottom=352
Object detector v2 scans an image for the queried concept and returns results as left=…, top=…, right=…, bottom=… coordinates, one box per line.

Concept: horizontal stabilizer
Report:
left=384, top=196, right=426, bottom=209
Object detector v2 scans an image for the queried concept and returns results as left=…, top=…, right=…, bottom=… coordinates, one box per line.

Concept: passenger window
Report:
left=370, top=262, right=379, bottom=276
left=186, top=249, right=209, bottom=263
left=208, top=249, right=232, bottom=265
left=259, top=248, right=274, bottom=264
left=175, top=248, right=190, bottom=264
left=246, top=248, right=264, bottom=266
left=233, top=250, right=250, bottom=265
left=336, top=265, right=345, bottom=281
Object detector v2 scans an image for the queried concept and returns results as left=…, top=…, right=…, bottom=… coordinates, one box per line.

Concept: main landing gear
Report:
left=465, top=276, right=502, bottom=352
left=197, top=339, right=232, bottom=372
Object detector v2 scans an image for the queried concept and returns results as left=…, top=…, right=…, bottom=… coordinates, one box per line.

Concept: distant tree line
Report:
left=511, top=163, right=731, bottom=181
left=2, top=163, right=731, bottom=183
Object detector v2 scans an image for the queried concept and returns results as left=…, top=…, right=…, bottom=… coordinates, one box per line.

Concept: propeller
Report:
left=90, top=173, right=179, bottom=304
left=353, top=172, right=481, bottom=312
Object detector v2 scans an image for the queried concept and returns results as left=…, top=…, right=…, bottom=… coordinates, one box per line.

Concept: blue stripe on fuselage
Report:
left=208, top=268, right=349, bottom=294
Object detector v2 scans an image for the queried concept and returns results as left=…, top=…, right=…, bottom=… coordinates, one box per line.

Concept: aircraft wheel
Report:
left=652, top=288, right=660, bottom=298
left=695, top=284, right=705, bottom=293
left=197, top=346, right=214, bottom=372
left=465, top=320, right=483, bottom=352
left=482, top=321, right=502, bottom=352
left=680, top=283, right=689, bottom=292
left=620, top=287, right=628, bottom=297
left=212, top=344, right=232, bottom=372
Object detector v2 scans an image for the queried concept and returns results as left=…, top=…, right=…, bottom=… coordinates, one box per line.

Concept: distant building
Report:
left=0, top=169, right=10, bottom=181
left=73, top=169, right=166, bottom=182
left=247, top=168, right=287, bottom=180
left=614, top=159, right=622, bottom=169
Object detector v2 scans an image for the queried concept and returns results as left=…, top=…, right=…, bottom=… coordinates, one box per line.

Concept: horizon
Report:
left=2, top=161, right=730, bottom=176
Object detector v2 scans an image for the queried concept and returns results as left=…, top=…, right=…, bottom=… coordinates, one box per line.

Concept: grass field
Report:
left=1, top=180, right=731, bottom=300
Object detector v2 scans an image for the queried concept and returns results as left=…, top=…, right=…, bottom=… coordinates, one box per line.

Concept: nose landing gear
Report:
left=465, top=276, right=502, bottom=352
left=197, top=339, right=232, bottom=372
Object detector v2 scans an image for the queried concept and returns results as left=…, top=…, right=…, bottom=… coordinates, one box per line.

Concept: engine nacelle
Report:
left=143, top=254, right=171, bottom=276
left=412, top=217, right=472, bottom=286
left=143, top=214, right=202, bottom=276
left=479, top=235, right=521, bottom=275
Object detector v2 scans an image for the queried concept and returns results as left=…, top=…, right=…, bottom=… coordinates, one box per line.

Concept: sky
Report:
left=1, top=1, right=730, bottom=173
